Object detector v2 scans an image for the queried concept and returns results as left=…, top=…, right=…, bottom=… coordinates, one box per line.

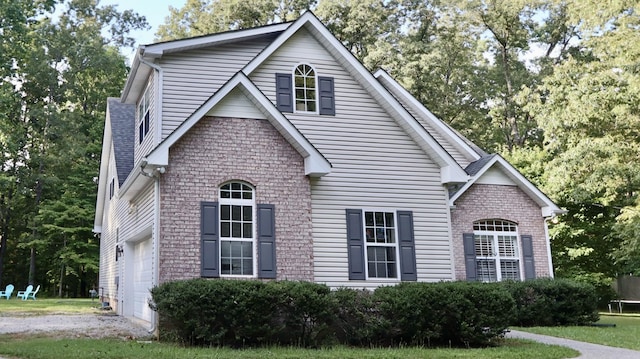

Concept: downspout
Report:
left=149, top=174, right=161, bottom=336
left=544, top=215, right=555, bottom=278
left=137, top=51, right=163, bottom=335
left=138, top=162, right=164, bottom=336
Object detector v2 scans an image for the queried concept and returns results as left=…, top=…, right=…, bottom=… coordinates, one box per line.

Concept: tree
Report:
left=527, top=2, right=640, bottom=278
left=156, top=0, right=316, bottom=41
left=0, top=0, right=146, bottom=295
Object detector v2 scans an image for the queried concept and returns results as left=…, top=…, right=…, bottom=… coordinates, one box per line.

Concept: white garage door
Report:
left=133, top=238, right=153, bottom=322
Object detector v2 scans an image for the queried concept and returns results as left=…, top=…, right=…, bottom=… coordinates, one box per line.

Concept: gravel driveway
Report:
left=0, top=313, right=152, bottom=339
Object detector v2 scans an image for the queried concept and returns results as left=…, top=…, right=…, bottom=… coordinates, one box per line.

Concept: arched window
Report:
left=294, top=64, right=316, bottom=112
left=472, top=219, right=520, bottom=282
left=219, top=181, right=255, bottom=276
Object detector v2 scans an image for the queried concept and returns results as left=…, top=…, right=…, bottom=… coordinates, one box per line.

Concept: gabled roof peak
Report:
left=451, top=154, right=564, bottom=217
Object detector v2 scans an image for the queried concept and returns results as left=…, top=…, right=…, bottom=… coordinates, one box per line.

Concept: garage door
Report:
left=133, top=238, right=153, bottom=322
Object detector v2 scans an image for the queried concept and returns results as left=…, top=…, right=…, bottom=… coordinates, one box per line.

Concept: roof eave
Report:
left=145, top=72, right=331, bottom=177
left=450, top=155, right=563, bottom=217
left=373, top=69, right=482, bottom=162
left=93, top=105, right=114, bottom=233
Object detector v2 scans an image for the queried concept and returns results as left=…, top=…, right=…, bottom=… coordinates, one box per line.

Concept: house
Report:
left=94, top=12, right=563, bottom=329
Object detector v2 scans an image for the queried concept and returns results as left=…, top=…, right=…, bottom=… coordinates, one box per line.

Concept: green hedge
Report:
left=504, top=278, right=599, bottom=326
left=150, top=279, right=332, bottom=347
left=150, top=278, right=598, bottom=348
left=372, top=282, right=514, bottom=347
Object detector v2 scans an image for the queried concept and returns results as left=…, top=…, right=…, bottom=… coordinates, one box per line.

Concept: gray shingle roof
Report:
left=464, top=154, right=497, bottom=176
left=107, top=97, right=135, bottom=185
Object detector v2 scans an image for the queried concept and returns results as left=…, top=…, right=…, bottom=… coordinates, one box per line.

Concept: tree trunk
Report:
left=58, top=263, right=65, bottom=298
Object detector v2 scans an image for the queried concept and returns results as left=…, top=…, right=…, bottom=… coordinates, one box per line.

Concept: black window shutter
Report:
left=257, top=204, right=277, bottom=279
left=201, top=201, right=219, bottom=277
left=318, top=76, right=335, bottom=115
left=275, top=73, right=293, bottom=112
left=397, top=211, right=417, bottom=281
left=463, top=233, right=477, bottom=281
left=521, top=235, right=536, bottom=280
left=346, top=209, right=365, bottom=280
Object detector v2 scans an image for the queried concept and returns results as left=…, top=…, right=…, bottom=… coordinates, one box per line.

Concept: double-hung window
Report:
left=364, top=211, right=399, bottom=279
left=137, top=84, right=150, bottom=144
left=219, top=182, right=255, bottom=276
left=346, top=209, right=416, bottom=281
left=473, top=220, right=521, bottom=282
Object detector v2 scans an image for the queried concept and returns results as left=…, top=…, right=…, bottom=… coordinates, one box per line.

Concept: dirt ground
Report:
left=0, top=313, right=154, bottom=339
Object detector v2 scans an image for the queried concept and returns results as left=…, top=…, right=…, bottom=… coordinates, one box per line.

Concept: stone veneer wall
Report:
left=450, top=184, right=551, bottom=280
left=158, top=116, right=313, bottom=283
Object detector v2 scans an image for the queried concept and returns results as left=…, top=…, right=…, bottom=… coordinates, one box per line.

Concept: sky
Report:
left=99, top=0, right=187, bottom=59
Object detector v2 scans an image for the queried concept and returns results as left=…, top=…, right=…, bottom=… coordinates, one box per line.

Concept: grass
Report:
left=517, top=314, right=640, bottom=351
left=0, top=299, right=579, bottom=359
left=0, top=298, right=103, bottom=315
left=0, top=335, right=578, bottom=359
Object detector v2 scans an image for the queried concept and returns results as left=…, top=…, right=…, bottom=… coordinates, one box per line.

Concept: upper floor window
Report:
left=137, top=84, right=150, bottom=144
left=109, top=178, right=115, bottom=200
left=294, top=64, right=316, bottom=112
left=472, top=219, right=520, bottom=282
left=275, top=66, right=335, bottom=116
left=219, top=182, right=255, bottom=276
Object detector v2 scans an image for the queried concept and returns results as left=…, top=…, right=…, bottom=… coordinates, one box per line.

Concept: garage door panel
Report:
left=133, top=239, right=152, bottom=322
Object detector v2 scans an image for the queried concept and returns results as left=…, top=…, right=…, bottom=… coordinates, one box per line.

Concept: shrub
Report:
left=151, top=279, right=334, bottom=347
left=155, top=278, right=599, bottom=348
left=504, top=278, right=599, bottom=326
left=151, top=278, right=279, bottom=346
left=268, top=280, right=335, bottom=347
left=373, top=282, right=514, bottom=347
left=330, top=288, right=387, bottom=347
left=570, top=272, right=616, bottom=308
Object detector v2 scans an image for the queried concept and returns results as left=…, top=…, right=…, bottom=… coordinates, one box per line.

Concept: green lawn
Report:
left=0, top=336, right=578, bottom=359
left=517, top=314, right=640, bottom=351
left=0, top=298, right=102, bottom=315
left=0, top=299, right=580, bottom=359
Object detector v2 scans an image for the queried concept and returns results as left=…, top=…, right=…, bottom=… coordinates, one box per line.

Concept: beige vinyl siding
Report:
left=206, top=88, right=267, bottom=119
left=251, top=29, right=454, bottom=288
left=159, top=38, right=273, bottom=139
left=117, top=182, right=155, bottom=242
left=382, top=82, right=473, bottom=168
left=98, top=142, right=119, bottom=306
left=135, top=73, right=155, bottom=165
left=99, top=139, right=157, bottom=310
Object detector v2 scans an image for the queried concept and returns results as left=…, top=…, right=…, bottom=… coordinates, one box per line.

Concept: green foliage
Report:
left=0, top=0, right=146, bottom=294
left=330, top=288, right=380, bottom=346
left=156, top=0, right=316, bottom=41
left=373, top=282, right=515, bottom=347
left=153, top=279, right=543, bottom=348
left=504, top=278, right=599, bottom=327
left=151, top=279, right=333, bottom=347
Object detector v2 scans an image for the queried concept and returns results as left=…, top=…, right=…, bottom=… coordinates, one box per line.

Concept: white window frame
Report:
left=137, top=82, right=151, bottom=144
left=473, top=220, right=523, bottom=282
left=363, top=209, right=400, bottom=280
left=218, top=181, right=257, bottom=278
left=293, top=63, right=318, bottom=114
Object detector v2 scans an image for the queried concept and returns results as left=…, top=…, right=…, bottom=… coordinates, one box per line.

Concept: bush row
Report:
left=150, top=278, right=598, bottom=348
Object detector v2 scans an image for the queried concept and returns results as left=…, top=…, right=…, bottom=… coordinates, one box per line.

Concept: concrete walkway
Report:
left=507, top=329, right=640, bottom=359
